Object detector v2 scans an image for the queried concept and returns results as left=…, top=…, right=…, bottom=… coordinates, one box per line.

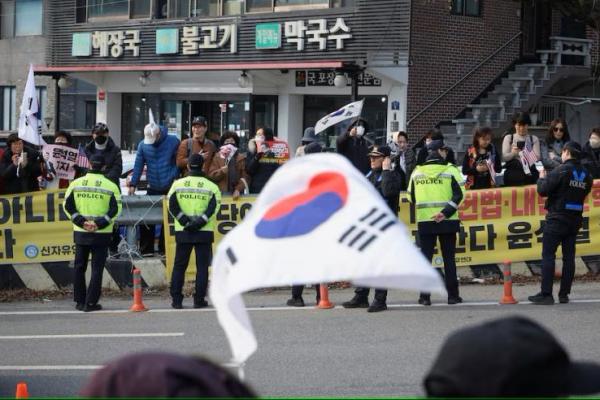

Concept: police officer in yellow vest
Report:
left=168, top=153, right=221, bottom=309
left=408, top=139, right=465, bottom=306
left=63, top=155, right=122, bottom=312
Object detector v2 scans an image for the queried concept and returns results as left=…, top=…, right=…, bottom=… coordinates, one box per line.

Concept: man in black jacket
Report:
left=342, top=145, right=402, bottom=312
left=336, top=119, right=370, bottom=175
left=529, top=142, right=592, bottom=305
left=84, top=123, right=122, bottom=187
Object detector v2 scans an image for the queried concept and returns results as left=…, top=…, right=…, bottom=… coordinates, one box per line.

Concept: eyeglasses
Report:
left=553, top=127, right=565, bottom=132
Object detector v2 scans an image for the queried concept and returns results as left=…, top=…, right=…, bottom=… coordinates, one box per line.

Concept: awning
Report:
left=34, top=60, right=345, bottom=74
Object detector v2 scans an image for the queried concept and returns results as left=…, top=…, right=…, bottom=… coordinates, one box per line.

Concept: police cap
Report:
left=188, top=153, right=204, bottom=171
left=90, top=154, right=105, bottom=170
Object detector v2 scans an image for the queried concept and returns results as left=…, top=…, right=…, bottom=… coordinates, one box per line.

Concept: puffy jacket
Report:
left=85, top=137, right=122, bottom=186
left=366, top=168, right=402, bottom=213
left=131, top=128, right=180, bottom=192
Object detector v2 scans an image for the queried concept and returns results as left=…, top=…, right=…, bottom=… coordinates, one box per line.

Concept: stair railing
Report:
left=407, top=31, right=523, bottom=126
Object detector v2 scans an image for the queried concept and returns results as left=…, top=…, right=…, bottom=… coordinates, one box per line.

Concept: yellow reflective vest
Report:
left=168, top=175, right=222, bottom=233
left=408, top=161, right=465, bottom=223
left=63, top=172, right=122, bottom=234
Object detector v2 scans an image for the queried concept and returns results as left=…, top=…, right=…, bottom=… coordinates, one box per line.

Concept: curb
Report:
left=1, top=256, right=599, bottom=291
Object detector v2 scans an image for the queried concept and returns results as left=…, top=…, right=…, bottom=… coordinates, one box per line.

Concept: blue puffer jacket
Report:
left=131, top=127, right=180, bottom=192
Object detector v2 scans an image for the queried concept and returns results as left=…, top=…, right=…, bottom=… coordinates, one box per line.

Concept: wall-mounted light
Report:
left=57, top=76, right=72, bottom=89
left=238, top=71, right=250, bottom=88
left=334, top=72, right=348, bottom=88
left=139, top=71, right=152, bottom=87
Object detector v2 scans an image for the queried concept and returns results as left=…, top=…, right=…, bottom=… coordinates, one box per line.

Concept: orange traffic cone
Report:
left=130, top=267, right=148, bottom=312
left=499, top=260, right=518, bottom=304
left=15, top=382, right=28, bottom=399
left=317, top=283, right=335, bottom=309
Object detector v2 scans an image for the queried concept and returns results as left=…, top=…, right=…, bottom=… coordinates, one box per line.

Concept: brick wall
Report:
left=406, top=0, right=522, bottom=142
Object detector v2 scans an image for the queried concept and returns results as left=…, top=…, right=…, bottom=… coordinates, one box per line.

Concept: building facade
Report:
left=39, top=0, right=410, bottom=153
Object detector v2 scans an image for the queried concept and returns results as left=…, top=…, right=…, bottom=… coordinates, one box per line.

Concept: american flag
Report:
left=76, top=144, right=90, bottom=169
left=521, top=139, right=538, bottom=166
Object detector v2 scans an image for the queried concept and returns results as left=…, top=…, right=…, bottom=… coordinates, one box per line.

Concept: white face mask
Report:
left=590, top=137, right=600, bottom=149
left=356, top=126, right=365, bottom=137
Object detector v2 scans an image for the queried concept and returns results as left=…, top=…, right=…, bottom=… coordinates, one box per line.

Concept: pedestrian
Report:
left=168, top=154, right=221, bottom=309
left=176, top=116, right=217, bottom=177
left=415, top=129, right=456, bottom=165
left=0, top=133, right=42, bottom=194
left=541, top=118, right=571, bottom=172
left=529, top=141, right=592, bottom=305
left=343, top=145, right=402, bottom=312
left=581, top=127, right=600, bottom=179
left=85, top=123, right=123, bottom=253
left=207, top=131, right=250, bottom=200
left=85, top=123, right=122, bottom=187
left=295, top=127, right=317, bottom=157
left=408, top=139, right=465, bottom=306
left=462, top=126, right=501, bottom=190
left=502, top=112, right=541, bottom=186
left=80, top=352, right=256, bottom=397
left=246, top=127, right=289, bottom=193
left=286, top=141, right=323, bottom=307
left=129, top=123, right=180, bottom=255
left=336, top=119, right=370, bottom=174
left=423, top=316, right=600, bottom=397
left=63, top=155, right=122, bottom=312
left=390, top=131, right=416, bottom=190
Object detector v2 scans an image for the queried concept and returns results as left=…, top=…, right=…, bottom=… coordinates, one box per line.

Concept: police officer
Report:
left=408, top=140, right=465, bottom=306
left=168, top=153, right=221, bottom=309
left=63, top=155, right=122, bottom=312
left=342, top=145, right=403, bottom=312
left=529, top=141, right=592, bottom=305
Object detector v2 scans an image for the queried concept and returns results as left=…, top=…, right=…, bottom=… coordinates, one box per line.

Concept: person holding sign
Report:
left=63, top=155, right=122, bottom=312
left=246, top=127, right=289, bottom=194
left=168, top=154, right=221, bottom=309
left=529, top=142, right=592, bottom=305
left=408, top=139, right=466, bottom=306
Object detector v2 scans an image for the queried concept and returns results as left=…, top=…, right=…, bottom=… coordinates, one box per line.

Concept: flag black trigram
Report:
left=338, top=207, right=398, bottom=252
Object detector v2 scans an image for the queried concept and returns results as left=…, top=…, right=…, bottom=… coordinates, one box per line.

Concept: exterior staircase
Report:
left=439, top=36, right=593, bottom=156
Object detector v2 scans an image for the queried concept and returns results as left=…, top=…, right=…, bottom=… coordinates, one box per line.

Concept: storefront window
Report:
left=275, top=0, right=327, bottom=11
left=130, top=0, right=151, bottom=18
left=59, top=79, right=97, bottom=132
left=88, top=0, right=129, bottom=20
left=246, top=0, right=271, bottom=13
left=223, top=0, right=243, bottom=15
left=169, top=0, right=190, bottom=17
left=192, top=0, right=219, bottom=16
left=304, top=95, right=388, bottom=150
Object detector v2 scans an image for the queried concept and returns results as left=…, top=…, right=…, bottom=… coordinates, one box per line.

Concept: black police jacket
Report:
left=537, top=159, right=592, bottom=231
left=366, top=168, right=402, bottom=213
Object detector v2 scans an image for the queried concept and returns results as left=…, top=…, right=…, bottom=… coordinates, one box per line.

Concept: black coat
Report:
left=245, top=151, right=281, bottom=194
left=367, top=168, right=402, bottom=213
left=85, top=137, right=123, bottom=186
left=581, top=142, right=600, bottom=179
left=537, top=159, right=593, bottom=233
left=337, top=132, right=370, bottom=175
left=0, top=146, right=42, bottom=194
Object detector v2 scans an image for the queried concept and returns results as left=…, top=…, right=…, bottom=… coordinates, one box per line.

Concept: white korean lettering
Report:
left=284, top=20, right=306, bottom=51
left=306, top=19, right=328, bottom=50
left=328, top=17, right=352, bottom=50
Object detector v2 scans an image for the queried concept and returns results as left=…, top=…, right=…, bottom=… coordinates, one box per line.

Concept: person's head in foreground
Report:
left=80, top=352, right=256, bottom=398
left=424, top=316, right=600, bottom=397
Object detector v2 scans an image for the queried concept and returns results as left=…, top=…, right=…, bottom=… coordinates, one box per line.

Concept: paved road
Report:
left=1, top=282, right=600, bottom=397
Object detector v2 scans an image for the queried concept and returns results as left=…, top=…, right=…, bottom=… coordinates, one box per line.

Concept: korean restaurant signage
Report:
left=71, top=17, right=352, bottom=58
left=295, top=70, right=381, bottom=87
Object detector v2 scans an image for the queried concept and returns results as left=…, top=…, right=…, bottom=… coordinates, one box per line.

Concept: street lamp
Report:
left=238, top=71, right=250, bottom=88
left=139, top=71, right=151, bottom=87
left=334, top=72, right=348, bottom=88
left=57, top=76, right=71, bottom=89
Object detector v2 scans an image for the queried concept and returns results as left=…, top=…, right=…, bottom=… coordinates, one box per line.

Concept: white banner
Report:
left=42, top=144, right=78, bottom=180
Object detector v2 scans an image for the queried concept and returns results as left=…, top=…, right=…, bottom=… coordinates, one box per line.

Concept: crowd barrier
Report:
left=1, top=182, right=600, bottom=289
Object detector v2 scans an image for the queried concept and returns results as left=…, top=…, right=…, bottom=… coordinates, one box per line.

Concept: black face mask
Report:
left=95, top=135, right=108, bottom=145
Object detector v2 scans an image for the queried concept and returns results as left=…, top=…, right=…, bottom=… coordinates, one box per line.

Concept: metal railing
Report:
left=407, top=31, right=523, bottom=126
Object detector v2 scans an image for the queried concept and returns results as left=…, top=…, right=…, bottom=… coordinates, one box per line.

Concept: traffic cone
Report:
left=15, top=382, right=28, bottom=399
left=317, top=283, right=335, bottom=309
left=499, top=260, right=518, bottom=304
left=130, top=267, right=148, bottom=312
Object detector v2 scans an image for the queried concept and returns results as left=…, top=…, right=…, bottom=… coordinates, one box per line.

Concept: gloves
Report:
left=178, top=215, right=191, bottom=227
left=183, top=216, right=208, bottom=232
left=94, top=217, right=110, bottom=230
left=73, top=215, right=86, bottom=228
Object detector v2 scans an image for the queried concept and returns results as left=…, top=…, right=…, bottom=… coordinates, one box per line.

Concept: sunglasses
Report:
left=553, top=127, right=565, bottom=132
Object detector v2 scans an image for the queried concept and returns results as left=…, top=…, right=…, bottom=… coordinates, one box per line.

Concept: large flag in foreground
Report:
left=210, top=153, right=446, bottom=364
left=18, top=65, right=45, bottom=146
left=315, top=99, right=364, bottom=133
